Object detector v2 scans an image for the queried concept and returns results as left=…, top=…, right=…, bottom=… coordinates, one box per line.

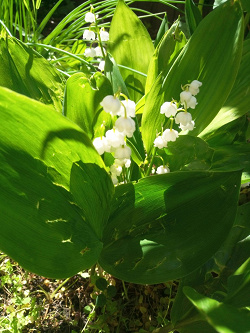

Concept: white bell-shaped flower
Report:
left=93, top=137, right=110, bottom=155
left=154, top=135, right=167, bottom=149
left=110, top=164, right=123, bottom=176
left=105, top=129, right=125, bottom=148
left=186, top=95, right=197, bottom=109
left=115, top=116, right=135, bottom=138
left=95, top=46, right=105, bottom=57
left=160, top=102, right=177, bottom=117
left=175, top=112, right=192, bottom=126
left=179, top=120, right=195, bottom=131
left=83, top=30, right=95, bottom=40
left=180, top=91, right=192, bottom=105
left=111, top=175, right=118, bottom=185
left=84, top=47, right=96, bottom=57
left=162, top=128, right=179, bottom=142
left=85, top=12, right=96, bottom=23
left=98, top=60, right=105, bottom=72
left=118, top=99, right=136, bottom=118
left=189, top=80, right=202, bottom=96
left=100, top=95, right=122, bottom=115
left=156, top=165, right=170, bottom=174
left=114, top=145, right=131, bottom=159
left=100, top=30, right=109, bottom=42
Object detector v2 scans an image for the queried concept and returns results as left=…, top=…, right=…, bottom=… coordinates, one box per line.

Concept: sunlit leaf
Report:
left=0, top=87, right=111, bottom=278
left=0, top=36, right=64, bottom=111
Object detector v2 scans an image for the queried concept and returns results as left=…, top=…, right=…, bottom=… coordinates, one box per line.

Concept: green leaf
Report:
left=211, top=144, right=250, bottom=183
left=99, top=170, right=241, bottom=284
left=185, top=0, right=202, bottom=35
left=142, top=0, right=243, bottom=153
left=199, top=39, right=250, bottom=141
left=165, top=135, right=214, bottom=171
left=154, top=13, right=169, bottom=48
left=64, top=72, right=113, bottom=139
left=225, top=258, right=250, bottom=308
left=96, top=277, right=108, bottom=291
left=0, top=36, right=64, bottom=112
left=183, top=286, right=250, bottom=333
left=145, top=19, right=186, bottom=94
left=0, top=87, right=111, bottom=278
left=108, top=0, right=154, bottom=102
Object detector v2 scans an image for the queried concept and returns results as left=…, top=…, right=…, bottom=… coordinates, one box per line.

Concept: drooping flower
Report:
left=115, top=116, right=135, bottom=138
left=162, top=128, right=179, bottom=142
left=186, top=95, right=197, bottom=109
left=118, top=99, right=136, bottom=118
left=100, top=30, right=109, bottom=41
left=84, top=47, right=96, bottom=57
left=160, top=102, right=178, bottom=117
left=156, top=165, right=170, bottom=174
left=114, top=145, right=131, bottom=159
left=175, top=112, right=192, bottom=126
left=98, top=60, right=105, bottom=71
left=179, top=120, right=195, bottom=131
left=180, top=91, right=192, bottom=105
left=154, top=135, right=167, bottom=149
left=85, top=12, right=96, bottom=23
left=189, top=80, right=202, bottom=96
left=83, top=30, right=95, bottom=40
left=100, top=95, right=122, bottom=115
left=105, top=129, right=125, bottom=148
left=110, top=164, right=123, bottom=176
left=95, top=46, right=105, bottom=57
left=93, top=137, right=110, bottom=155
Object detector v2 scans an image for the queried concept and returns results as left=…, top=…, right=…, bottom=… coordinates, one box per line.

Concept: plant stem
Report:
left=145, top=147, right=156, bottom=177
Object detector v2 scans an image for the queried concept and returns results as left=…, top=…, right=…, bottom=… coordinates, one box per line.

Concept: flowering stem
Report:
left=145, top=147, right=156, bottom=177
left=95, top=25, right=106, bottom=58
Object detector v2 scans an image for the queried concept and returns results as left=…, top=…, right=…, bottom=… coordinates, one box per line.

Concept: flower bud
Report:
left=156, top=165, right=170, bottom=174
left=189, top=80, right=202, bottom=96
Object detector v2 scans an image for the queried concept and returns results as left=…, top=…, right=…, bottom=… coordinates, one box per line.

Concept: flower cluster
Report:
left=82, top=9, right=109, bottom=71
left=154, top=80, right=202, bottom=150
left=153, top=80, right=202, bottom=174
left=93, top=95, right=136, bottom=184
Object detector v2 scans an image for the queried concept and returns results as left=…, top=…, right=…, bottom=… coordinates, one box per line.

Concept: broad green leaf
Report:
left=185, top=0, right=202, bottom=35
left=108, top=0, right=154, bottom=102
left=70, top=161, right=114, bottom=239
left=171, top=202, right=250, bottom=330
left=211, top=144, right=250, bottom=183
left=64, top=72, right=113, bottom=139
left=145, top=19, right=186, bottom=94
left=99, top=170, right=241, bottom=284
left=0, top=36, right=64, bottom=112
left=0, top=87, right=111, bottom=278
left=183, top=286, right=250, bottom=333
left=142, top=0, right=243, bottom=153
left=225, top=258, right=250, bottom=308
left=164, top=135, right=214, bottom=171
left=199, top=39, right=250, bottom=141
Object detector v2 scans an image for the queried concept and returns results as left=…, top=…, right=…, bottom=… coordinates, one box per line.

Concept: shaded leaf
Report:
left=99, top=170, right=241, bottom=284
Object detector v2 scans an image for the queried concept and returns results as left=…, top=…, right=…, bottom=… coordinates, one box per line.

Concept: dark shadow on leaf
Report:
left=41, top=128, right=93, bottom=159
